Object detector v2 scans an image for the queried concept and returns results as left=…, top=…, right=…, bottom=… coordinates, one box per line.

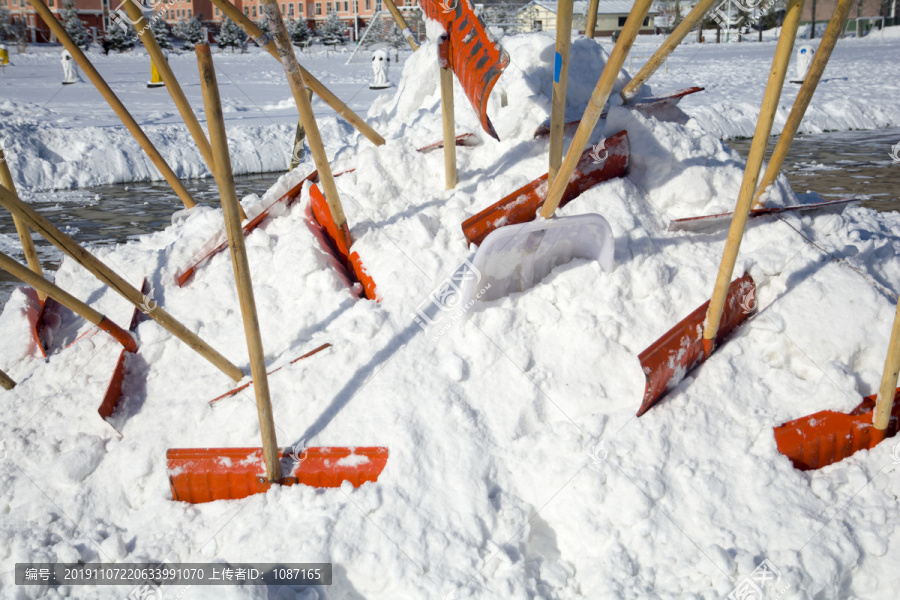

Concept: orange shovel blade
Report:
left=774, top=389, right=900, bottom=471
left=461, top=130, right=630, bottom=247
left=307, top=183, right=378, bottom=301
left=637, top=273, right=756, bottom=416
left=167, top=446, right=389, bottom=504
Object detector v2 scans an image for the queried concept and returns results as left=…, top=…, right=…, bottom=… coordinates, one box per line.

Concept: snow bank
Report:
left=1, top=33, right=900, bottom=600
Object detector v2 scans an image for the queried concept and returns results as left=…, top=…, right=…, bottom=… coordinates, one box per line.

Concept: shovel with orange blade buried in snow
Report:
left=166, top=45, right=387, bottom=504
left=635, top=0, right=806, bottom=416
left=773, top=295, right=900, bottom=471
left=458, top=0, right=650, bottom=304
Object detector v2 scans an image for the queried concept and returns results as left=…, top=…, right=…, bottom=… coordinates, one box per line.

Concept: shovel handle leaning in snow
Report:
left=208, top=0, right=386, bottom=148
left=438, top=34, right=457, bottom=190
left=0, top=148, right=44, bottom=300
left=539, top=0, right=653, bottom=219
left=874, top=296, right=900, bottom=431
left=751, top=0, right=853, bottom=209
left=585, top=0, right=600, bottom=38
left=27, top=0, right=197, bottom=210
left=0, top=250, right=137, bottom=353
left=0, top=367, right=14, bottom=391
left=197, top=44, right=282, bottom=483
left=382, top=0, right=419, bottom=51
left=121, top=0, right=246, bottom=222
left=703, top=0, right=804, bottom=348
left=548, top=0, right=573, bottom=187
left=619, top=0, right=718, bottom=103
left=260, top=0, right=349, bottom=236
left=0, top=184, right=244, bottom=382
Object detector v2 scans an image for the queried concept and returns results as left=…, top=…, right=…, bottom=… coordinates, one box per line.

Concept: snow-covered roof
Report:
left=517, top=0, right=659, bottom=15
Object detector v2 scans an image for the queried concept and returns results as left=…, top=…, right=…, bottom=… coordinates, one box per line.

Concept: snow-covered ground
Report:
left=1, top=28, right=900, bottom=600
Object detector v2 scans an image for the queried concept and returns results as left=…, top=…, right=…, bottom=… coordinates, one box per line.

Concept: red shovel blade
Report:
left=637, top=273, right=756, bottom=416
left=307, top=184, right=378, bottom=301
left=774, top=389, right=900, bottom=471
left=462, top=130, right=630, bottom=247
left=167, top=447, right=389, bottom=503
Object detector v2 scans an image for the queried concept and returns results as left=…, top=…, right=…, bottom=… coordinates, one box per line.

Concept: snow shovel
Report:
left=167, top=45, right=387, bottom=504
left=773, top=296, right=900, bottom=471
left=0, top=148, right=43, bottom=301
left=635, top=0, right=804, bottom=416
left=462, top=130, right=630, bottom=246
left=460, top=214, right=614, bottom=305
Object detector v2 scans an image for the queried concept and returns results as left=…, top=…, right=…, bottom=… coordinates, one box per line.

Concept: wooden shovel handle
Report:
left=549, top=0, right=573, bottom=187
left=539, top=0, right=653, bottom=219
left=620, top=0, right=718, bottom=103
left=0, top=148, right=43, bottom=299
left=439, top=35, right=456, bottom=190
left=874, top=299, right=900, bottom=430
left=27, top=0, right=197, bottom=210
left=585, top=0, right=600, bottom=38
left=751, top=0, right=853, bottom=208
left=0, top=367, right=14, bottom=391
left=703, top=0, right=804, bottom=344
left=382, top=0, right=419, bottom=51
left=197, top=44, right=282, bottom=483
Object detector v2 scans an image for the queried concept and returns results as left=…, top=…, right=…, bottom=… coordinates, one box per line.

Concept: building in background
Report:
left=517, top=0, right=658, bottom=34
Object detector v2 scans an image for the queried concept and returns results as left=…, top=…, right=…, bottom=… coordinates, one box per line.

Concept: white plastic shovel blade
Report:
left=461, top=214, right=614, bottom=304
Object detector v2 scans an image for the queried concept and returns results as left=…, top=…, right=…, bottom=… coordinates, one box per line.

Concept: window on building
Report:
left=617, top=16, right=626, bottom=27
left=288, top=3, right=294, bottom=15
left=643, top=16, right=649, bottom=26
left=365, top=0, right=370, bottom=9
left=281, top=4, right=285, bottom=12
left=343, top=2, right=347, bottom=11
left=375, top=0, right=381, bottom=11
left=187, top=8, right=191, bottom=16
left=252, top=5, right=256, bottom=16
left=244, top=6, right=249, bottom=14
left=326, top=2, right=331, bottom=12
left=315, top=2, right=321, bottom=14
left=298, top=4, right=303, bottom=14
left=48, top=0, right=53, bottom=7
left=214, top=6, right=218, bottom=15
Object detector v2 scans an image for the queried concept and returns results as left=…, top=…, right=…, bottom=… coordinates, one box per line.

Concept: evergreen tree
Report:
left=173, top=17, right=203, bottom=50
left=386, top=21, right=405, bottom=49
left=216, top=16, right=246, bottom=52
left=105, top=19, right=136, bottom=52
left=321, top=12, right=344, bottom=46
left=256, top=17, right=271, bottom=36
left=289, top=18, right=312, bottom=46
left=60, top=0, right=91, bottom=49
left=150, top=14, right=172, bottom=49
left=0, top=8, right=14, bottom=41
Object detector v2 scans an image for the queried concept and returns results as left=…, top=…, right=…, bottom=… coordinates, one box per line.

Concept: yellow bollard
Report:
left=147, top=51, right=167, bottom=88
left=0, top=43, right=9, bottom=67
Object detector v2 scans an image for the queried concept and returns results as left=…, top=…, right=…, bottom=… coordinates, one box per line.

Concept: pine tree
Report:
left=150, top=14, right=172, bottom=49
left=216, top=16, right=246, bottom=52
left=386, top=21, right=405, bottom=50
left=60, top=0, right=91, bottom=49
left=105, top=19, right=136, bottom=52
left=174, top=17, right=203, bottom=50
left=256, top=17, right=271, bottom=36
left=289, top=18, right=312, bottom=46
left=0, top=7, right=14, bottom=41
left=321, top=12, right=344, bottom=47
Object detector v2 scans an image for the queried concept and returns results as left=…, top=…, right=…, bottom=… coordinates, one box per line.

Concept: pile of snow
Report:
left=2, top=32, right=900, bottom=600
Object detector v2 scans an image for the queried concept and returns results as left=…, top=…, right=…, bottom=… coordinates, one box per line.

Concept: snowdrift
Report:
left=1, top=33, right=900, bottom=600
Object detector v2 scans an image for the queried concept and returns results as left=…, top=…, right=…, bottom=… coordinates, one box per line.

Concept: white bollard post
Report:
left=60, top=49, right=81, bottom=84
left=793, top=44, right=815, bottom=82
left=369, top=49, right=391, bottom=89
